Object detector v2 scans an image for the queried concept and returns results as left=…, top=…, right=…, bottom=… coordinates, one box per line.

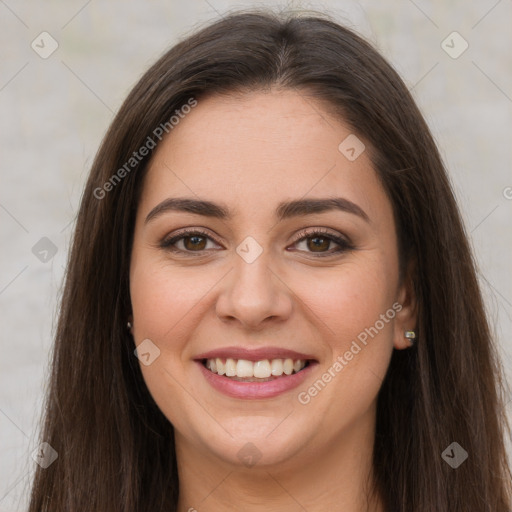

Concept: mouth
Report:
left=200, top=357, right=313, bottom=382
left=193, top=348, right=318, bottom=399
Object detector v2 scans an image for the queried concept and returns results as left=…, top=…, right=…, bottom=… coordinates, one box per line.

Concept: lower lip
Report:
left=196, top=360, right=317, bottom=399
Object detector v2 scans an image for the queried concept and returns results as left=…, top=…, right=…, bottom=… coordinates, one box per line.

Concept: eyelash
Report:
left=159, top=228, right=354, bottom=257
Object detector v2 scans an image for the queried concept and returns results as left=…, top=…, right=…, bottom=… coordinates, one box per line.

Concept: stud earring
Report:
left=404, top=330, right=416, bottom=346
left=127, top=321, right=132, bottom=331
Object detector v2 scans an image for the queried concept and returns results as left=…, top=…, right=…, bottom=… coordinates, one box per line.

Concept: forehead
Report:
left=138, top=89, right=391, bottom=227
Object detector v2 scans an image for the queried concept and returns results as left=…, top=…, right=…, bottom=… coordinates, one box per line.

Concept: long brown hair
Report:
left=28, top=9, right=511, bottom=511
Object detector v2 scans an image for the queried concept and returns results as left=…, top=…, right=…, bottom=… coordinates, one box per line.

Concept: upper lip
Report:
left=194, top=346, right=318, bottom=362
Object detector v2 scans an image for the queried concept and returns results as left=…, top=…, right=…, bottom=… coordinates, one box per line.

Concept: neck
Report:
left=175, top=406, right=384, bottom=512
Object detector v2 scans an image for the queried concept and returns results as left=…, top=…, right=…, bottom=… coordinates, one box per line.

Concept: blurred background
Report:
left=1, top=0, right=511, bottom=509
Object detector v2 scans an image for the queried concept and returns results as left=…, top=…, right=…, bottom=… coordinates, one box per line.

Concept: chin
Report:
left=194, top=416, right=312, bottom=469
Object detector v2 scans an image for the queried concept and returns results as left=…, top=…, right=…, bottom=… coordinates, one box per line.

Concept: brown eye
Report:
left=306, top=236, right=331, bottom=252
left=291, top=229, right=354, bottom=257
left=160, top=229, right=220, bottom=254
left=182, top=235, right=207, bottom=251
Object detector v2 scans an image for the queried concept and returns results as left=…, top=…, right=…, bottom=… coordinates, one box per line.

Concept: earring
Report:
left=404, top=330, right=416, bottom=346
left=127, top=321, right=132, bottom=331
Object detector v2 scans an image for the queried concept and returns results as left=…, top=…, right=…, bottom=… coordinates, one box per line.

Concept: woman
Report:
left=28, top=9, right=512, bottom=511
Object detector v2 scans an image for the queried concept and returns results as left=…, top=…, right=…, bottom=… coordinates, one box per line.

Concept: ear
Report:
left=393, top=259, right=418, bottom=350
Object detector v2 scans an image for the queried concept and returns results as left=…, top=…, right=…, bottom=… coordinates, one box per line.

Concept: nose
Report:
left=215, top=250, right=293, bottom=330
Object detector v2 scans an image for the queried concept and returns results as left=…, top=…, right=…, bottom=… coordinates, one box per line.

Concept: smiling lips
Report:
left=194, top=347, right=317, bottom=397
left=195, top=346, right=316, bottom=379
left=204, top=357, right=309, bottom=381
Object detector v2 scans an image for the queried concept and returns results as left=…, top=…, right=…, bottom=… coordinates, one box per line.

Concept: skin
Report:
left=129, top=89, right=417, bottom=512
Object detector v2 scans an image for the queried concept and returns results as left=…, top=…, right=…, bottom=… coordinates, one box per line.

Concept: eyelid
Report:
left=160, top=227, right=222, bottom=251
left=160, top=226, right=353, bottom=255
left=291, top=227, right=350, bottom=245
left=289, top=227, right=354, bottom=257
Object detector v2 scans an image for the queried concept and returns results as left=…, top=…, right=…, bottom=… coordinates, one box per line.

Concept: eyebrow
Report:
left=144, top=197, right=370, bottom=225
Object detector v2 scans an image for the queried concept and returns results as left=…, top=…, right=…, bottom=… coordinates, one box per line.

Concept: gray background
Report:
left=1, top=0, right=511, bottom=509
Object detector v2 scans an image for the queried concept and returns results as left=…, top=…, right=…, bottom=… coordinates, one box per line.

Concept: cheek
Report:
left=130, top=262, right=212, bottom=341
left=295, top=256, right=397, bottom=347
left=303, top=258, right=396, bottom=407
left=294, top=255, right=397, bottom=410
left=129, top=261, right=208, bottom=427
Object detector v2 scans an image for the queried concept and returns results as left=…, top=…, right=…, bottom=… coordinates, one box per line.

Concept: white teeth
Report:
left=283, top=358, right=294, bottom=375
left=225, top=358, right=236, bottom=377
left=253, top=360, right=271, bottom=378
left=270, top=359, right=283, bottom=376
left=204, top=357, right=308, bottom=378
left=236, top=359, right=254, bottom=378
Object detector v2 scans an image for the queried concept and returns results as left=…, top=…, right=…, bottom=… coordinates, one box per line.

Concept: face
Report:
left=129, top=89, right=415, bottom=470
